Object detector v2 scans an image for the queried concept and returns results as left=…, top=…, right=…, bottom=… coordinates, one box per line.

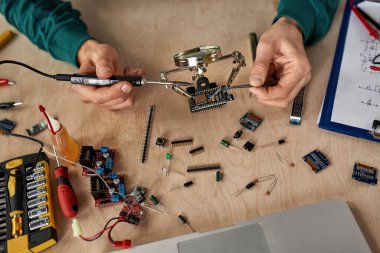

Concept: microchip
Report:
left=243, top=141, right=255, bottom=152
left=302, top=149, right=330, bottom=173
left=239, top=112, right=263, bottom=132
left=188, top=86, right=234, bottom=112
left=352, top=162, right=377, bottom=185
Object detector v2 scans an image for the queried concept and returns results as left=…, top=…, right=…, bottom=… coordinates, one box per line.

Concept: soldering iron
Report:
left=0, top=60, right=192, bottom=87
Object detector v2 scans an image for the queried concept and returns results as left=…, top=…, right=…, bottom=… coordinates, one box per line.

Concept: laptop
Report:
left=117, top=199, right=372, bottom=253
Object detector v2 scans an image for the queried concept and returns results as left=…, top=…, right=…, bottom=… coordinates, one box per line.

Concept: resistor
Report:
left=169, top=181, right=193, bottom=192
left=178, top=215, right=195, bottom=233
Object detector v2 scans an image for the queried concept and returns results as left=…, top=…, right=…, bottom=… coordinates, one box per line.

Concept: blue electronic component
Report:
left=100, top=146, right=109, bottom=153
left=303, top=149, right=330, bottom=173
left=110, top=193, right=120, bottom=203
left=109, top=172, right=118, bottom=180
left=118, top=183, right=126, bottom=196
left=105, top=157, right=113, bottom=171
left=96, top=167, right=105, bottom=175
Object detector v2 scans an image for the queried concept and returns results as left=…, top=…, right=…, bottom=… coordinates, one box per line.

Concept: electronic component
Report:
left=80, top=146, right=115, bottom=176
left=160, top=46, right=246, bottom=112
left=0, top=118, right=16, bottom=132
left=243, top=141, right=255, bottom=152
left=276, top=153, right=295, bottom=167
left=189, top=146, right=204, bottom=155
left=239, top=112, right=263, bottom=132
left=187, top=164, right=220, bottom=173
left=231, top=175, right=278, bottom=197
left=25, top=119, right=50, bottom=136
left=256, top=138, right=286, bottom=150
left=220, top=139, right=242, bottom=151
left=370, top=120, right=380, bottom=139
left=161, top=168, right=185, bottom=177
left=164, top=153, right=172, bottom=177
left=169, top=181, right=194, bottom=192
left=140, top=105, right=155, bottom=163
left=90, top=173, right=126, bottom=207
left=155, top=137, right=166, bottom=147
left=352, top=162, right=377, bottom=185
left=303, top=149, right=330, bottom=173
left=187, top=85, right=234, bottom=112
left=289, top=87, right=306, bottom=125
left=178, top=215, right=195, bottom=233
left=216, top=171, right=223, bottom=182
left=119, top=186, right=147, bottom=225
left=233, top=130, right=243, bottom=139
left=149, top=195, right=167, bottom=214
left=171, top=138, right=193, bottom=147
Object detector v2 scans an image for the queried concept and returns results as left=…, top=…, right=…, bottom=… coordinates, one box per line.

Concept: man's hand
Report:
left=249, top=17, right=311, bottom=108
left=74, top=39, right=145, bottom=110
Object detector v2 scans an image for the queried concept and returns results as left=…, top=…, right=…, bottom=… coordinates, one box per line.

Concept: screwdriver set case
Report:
left=0, top=152, right=57, bottom=252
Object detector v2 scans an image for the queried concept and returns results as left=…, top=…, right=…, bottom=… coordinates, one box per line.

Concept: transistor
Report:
left=189, top=146, right=204, bottom=155
left=352, top=162, right=377, bottom=185
left=178, top=215, right=195, bottom=233
left=233, top=130, right=243, bottom=139
left=187, top=164, right=220, bottom=173
left=220, top=139, right=242, bottom=152
left=169, top=181, right=193, bottom=192
left=171, top=138, right=193, bottom=147
left=239, top=112, right=263, bottom=132
left=303, top=149, right=330, bottom=173
left=243, top=141, right=255, bottom=152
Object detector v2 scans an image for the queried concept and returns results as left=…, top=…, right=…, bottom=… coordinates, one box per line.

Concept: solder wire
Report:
left=42, top=146, right=127, bottom=199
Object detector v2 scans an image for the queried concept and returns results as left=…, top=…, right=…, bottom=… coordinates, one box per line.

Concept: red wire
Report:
left=80, top=218, right=122, bottom=240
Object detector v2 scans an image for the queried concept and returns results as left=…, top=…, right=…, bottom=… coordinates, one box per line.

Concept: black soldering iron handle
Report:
left=54, top=74, right=144, bottom=87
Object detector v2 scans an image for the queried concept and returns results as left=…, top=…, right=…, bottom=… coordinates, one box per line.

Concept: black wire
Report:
left=80, top=217, right=120, bottom=242
left=107, top=218, right=128, bottom=244
left=0, top=60, right=55, bottom=79
left=372, top=54, right=380, bottom=65
left=0, top=131, right=45, bottom=178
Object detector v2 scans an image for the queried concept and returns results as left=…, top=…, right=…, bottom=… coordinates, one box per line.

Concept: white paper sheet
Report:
left=331, top=1, right=380, bottom=131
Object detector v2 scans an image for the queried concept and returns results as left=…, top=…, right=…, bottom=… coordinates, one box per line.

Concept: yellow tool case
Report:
left=0, top=152, right=57, bottom=253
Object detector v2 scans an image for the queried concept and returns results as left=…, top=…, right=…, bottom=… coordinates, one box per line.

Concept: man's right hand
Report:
left=74, top=39, right=145, bottom=111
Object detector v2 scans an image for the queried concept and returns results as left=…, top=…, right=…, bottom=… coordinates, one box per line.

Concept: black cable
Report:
left=80, top=217, right=120, bottom=242
left=0, top=60, right=55, bottom=79
left=372, top=54, right=380, bottom=65
left=0, top=130, right=45, bottom=177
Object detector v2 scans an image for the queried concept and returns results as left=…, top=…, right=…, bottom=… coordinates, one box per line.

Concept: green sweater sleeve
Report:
left=0, top=0, right=92, bottom=67
left=274, top=0, right=339, bottom=45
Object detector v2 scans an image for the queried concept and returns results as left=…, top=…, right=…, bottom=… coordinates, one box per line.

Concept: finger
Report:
left=72, top=81, right=133, bottom=105
left=124, top=67, right=147, bottom=77
left=249, top=41, right=276, bottom=87
left=106, top=89, right=137, bottom=111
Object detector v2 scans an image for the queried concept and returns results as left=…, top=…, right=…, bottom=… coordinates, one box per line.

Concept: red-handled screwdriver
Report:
left=53, top=147, right=78, bottom=219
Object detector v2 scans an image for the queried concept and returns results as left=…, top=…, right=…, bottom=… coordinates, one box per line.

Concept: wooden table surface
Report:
left=0, top=0, right=379, bottom=252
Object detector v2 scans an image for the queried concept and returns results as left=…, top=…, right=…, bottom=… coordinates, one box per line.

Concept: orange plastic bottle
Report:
left=39, top=105, right=79, bottom=162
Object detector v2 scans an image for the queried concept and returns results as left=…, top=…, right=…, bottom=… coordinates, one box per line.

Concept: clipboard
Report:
left=319, top=0, right=380, bottom=143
